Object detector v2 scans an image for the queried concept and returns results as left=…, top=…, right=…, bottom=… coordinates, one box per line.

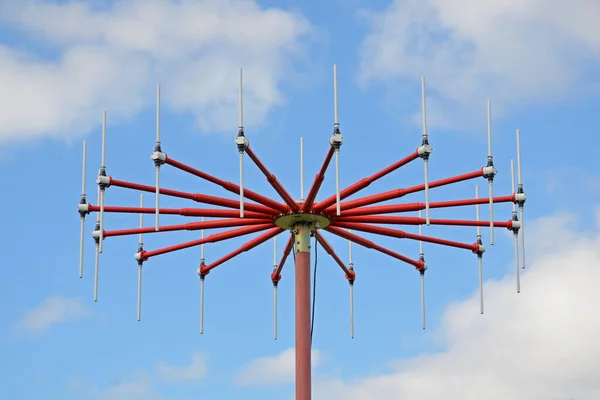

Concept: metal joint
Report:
left=235, top=134, right=249, bottom=152
left=329, top=132, right=343, bottom=150
left=417, top=143, right=433, bottom=159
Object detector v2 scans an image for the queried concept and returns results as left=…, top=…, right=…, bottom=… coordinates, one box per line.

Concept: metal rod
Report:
left=239, top=152, right=245, bottom=217
left=137, top=193, right=143, bottom=321
left=511, top=160, right=517, bottom=213
left=300, top=137, right=305, bottom=201
left=514, top=232, right=521, bottom=293
left=137, top=264, right=142, bottom=321
left=239, top=68, right=244, bottom=128
left=81, top=141, right=87, bottom=196
left=79, top=216, right=85, bottom=278
left=274, top=284, right=278, bottom=340
left=418, top=210, right=424, bottom=255
left=421, top=77, right=428, bottom=140
left=155, top=84, right=161, bottom=231
left=424, top=159, right=430, bottom=225
left=349, top=281, right=354, bottom=339
left=487, top=99, right=494, bottom=245
left=420, top=272, right=426, bottom=330
left=79, top=140, right=87, bottom=278
left=200, top=276, right=205, bottom=334
left=94, top=242, right=99, bottom=302
left=478, top=255, right=483, bottom=314
left=333, top=64, right=339, bottom=126
left=520, top=205, right=526, bottom=270
left=476, top=185, right=483, bottom=314
left=99, top=110, right=107, bottom=253
left=335, top=149, right=341, bottom=216
left=201, top=216, right=205, bottom=263
left=516, top=129, right=526, bottom=269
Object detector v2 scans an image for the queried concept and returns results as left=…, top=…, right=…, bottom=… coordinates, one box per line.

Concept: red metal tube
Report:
left=200, top=227, right=283, bottom=274
left=313, top=150, right=419, bottom=213
left=295, top=246, right=311, bottom=400
left=325, top=226, right=424, bottom=270
left=314, top=232, right=355, bottom=280
left=139, top=223, right=273, bottom=260
left=244, top=147, right=300, bottom=212
left=333, top=222, right=479, bottom=252
left=87, top=204, right=273, bottom=219
left=165, top=157, right=288, bottom=213
left=272, top=234, right=294, bottom=283
left=109, top=178, right=276, bottom=215
left=302, top=146, right=335, bottom=212
left=337, top=195, right=515, bottom=217
left=333, top=215, right=512, bottom=229
left=103, top=218, right=269, bottom=238
left=324, top=169, right=484, bottom=214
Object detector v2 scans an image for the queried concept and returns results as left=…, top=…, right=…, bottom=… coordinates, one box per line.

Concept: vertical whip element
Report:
left=93, top=187, right=101, bottom=302
left=78, top=140, right=88, bottom=278
left=137, top=193, right=144, bottom=321
left=483, top=99, right=497, bottom=244
left=300, top=137, right=305, bottom=201
left=348, top=229, right=355, bottom=339
left=331, top=64, right=344, bottom=216
left=151, top=84, right=166, bottom=231
left=199, top=217, right=206, bottom=333
left=417, top=77, right=433, bottom=225
left=273, top=236, right=278, bottom=340
left=235, top=68, right=249, bottom=217
left=97, top=110, right=109, bottom=253
left=418, top=210, right=426, bottom=329
left=515, top=129, right=527, bottom=269
left=475, top=185, right=485, bottom=314
left=198, top=272, right=205, bottom=334
left=510, top=160, right=521, bottom=293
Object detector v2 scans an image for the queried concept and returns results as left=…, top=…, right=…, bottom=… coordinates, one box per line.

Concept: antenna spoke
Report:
left=333, top=222, right=480, bottom=253
left=137, top=223, right=274, bottom=261
left=245, top=147, right=300, bottom=212
left=325, top=226, right=425, bottom=270
left=323, top=169, right=484, bottom=214
left=314, top=232, right=355, bottom=279
left=200, top=228, right=283, bottom=275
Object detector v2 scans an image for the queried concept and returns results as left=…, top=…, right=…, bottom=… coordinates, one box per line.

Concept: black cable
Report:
left=310, top=234, right=318, bottom=344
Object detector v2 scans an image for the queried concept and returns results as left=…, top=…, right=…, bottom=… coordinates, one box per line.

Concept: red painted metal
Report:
left=325, top=226, right=424, bottom=270
left=336, top=195, right=515, bottom=217
left=87, top=204, right=273, bottom=219
left=333, top=215, right=512, bottom=229
left=295, top=249, right=312, bottom=400
left=109, top=178, right=277, bottom=215
left=302, top=146, right=336, bottom=212
left=272, top=234, right=294, bottom=283
left=313, top=150, right=420, bottom=212
left=139, top=223, right=274, bottom=260
left=103, top=218, right=269, bottom=238
left=200, top=228, right=283, bottom=274
left=333, top=222, right=479, bottom=252
left=165, top=157, right=288, bottom=213
left=314, top=232, right=355, bottom=280
left=323, top=169, right=484, bottom=213
left=244, top=147, right=300, bottom=212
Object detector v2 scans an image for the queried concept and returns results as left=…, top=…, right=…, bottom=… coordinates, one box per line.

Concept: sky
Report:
left=1, top=0, right=600, bottom=399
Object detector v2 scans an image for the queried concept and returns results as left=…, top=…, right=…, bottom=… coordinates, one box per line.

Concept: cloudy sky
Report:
left=1, top=0, right=599, bottom=399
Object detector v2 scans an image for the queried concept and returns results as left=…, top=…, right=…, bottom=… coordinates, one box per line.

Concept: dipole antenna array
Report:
left=76, top=66, right=528, bottom=400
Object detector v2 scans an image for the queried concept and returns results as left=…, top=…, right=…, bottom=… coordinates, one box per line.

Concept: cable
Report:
left=310, top=234, right=318, bottom=344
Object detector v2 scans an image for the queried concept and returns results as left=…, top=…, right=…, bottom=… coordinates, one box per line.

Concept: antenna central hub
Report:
left=274, top=207, right=331, bottom=230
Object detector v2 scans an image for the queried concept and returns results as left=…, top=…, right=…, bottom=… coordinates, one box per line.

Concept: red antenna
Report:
left=76, top=66, right=528, bottom=400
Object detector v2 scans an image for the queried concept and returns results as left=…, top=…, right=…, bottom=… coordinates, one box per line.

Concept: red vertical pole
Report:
left=294, top=223, right=312, bottom=400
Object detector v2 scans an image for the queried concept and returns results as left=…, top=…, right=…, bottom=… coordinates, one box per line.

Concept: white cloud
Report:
left=358, top=0, right=600, bottom=129
left=155, top=352, right=207, bottom=381
left=15, top=296, right=86, bottom=334
left=0, top=0, right=311, bottom=142
left=100, top=376, right=159, bottom=400
left=236, top=348, right=321, bottom=386
left=312, top=207, right=600, bottom=399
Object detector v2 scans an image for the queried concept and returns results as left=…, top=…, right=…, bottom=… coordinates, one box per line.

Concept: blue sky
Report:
left=1, top=1, right=600, bottom=399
